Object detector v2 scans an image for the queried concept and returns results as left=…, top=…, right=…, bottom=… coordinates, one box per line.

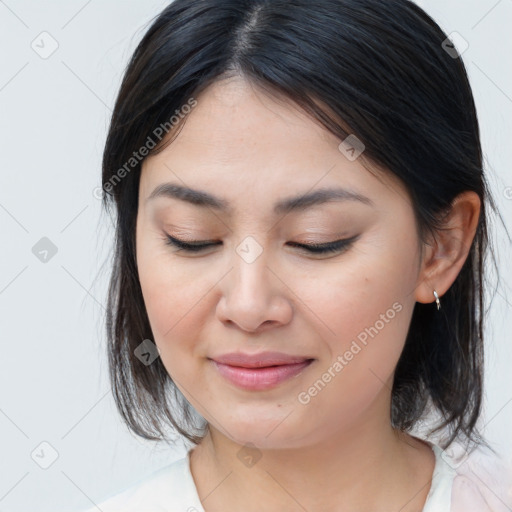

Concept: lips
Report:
left=211, top=351, right=312, bottom=368
left=209, top=351, right=314, bottom=390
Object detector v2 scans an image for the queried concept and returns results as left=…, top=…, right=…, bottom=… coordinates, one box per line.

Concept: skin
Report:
left=135, top=76, right=481, bottom=512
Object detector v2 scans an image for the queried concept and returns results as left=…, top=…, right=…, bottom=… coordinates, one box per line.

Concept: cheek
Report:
left=294, top=233, right=418, bottom=396
left=291, top=276, right=414, bottom=439
left=136, top=235, right=207, bottom=358
left=297, top=272, right=411, bottom=386
left=138, top=263, right=211, bottom=390
left=140, top=268, right=204, bottom=344
left=294, top=234, right=417, bottom=349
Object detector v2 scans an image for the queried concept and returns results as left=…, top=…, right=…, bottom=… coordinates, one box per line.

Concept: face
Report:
left=135, top=76, right=424, bottom=450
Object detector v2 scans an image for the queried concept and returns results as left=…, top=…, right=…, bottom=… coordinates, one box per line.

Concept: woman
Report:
left=85, top=0, right=511, bottom=510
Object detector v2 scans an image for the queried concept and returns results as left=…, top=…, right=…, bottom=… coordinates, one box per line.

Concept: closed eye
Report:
left=164, top=234, right=360, bottom=255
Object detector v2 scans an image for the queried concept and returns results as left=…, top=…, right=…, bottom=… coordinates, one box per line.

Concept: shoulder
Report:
left=76, top=454, right=203, bottom=512
left=447, top=443, right=512, bottom=512
left=421, top=438, right=512, bottom=512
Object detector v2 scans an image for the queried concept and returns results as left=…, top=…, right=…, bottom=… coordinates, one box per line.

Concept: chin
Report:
left=213, top=416, right=309, bottom=450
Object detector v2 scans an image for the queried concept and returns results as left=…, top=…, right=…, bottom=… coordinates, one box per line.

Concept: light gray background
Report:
left=0, top=1, right=510, bottom=511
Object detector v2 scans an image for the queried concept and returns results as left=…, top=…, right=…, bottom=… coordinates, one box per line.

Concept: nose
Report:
left=216, top=248, right=293, bottom=333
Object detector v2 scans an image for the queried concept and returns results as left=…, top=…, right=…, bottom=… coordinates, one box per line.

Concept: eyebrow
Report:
left=146, top=182, right=374, bottom=215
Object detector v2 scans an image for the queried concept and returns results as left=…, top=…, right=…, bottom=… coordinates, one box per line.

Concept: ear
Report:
left=415, top=191, right=481, bottom=306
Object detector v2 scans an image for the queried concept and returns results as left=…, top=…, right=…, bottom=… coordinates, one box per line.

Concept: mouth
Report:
left=209, top=357, right=315, bottom=391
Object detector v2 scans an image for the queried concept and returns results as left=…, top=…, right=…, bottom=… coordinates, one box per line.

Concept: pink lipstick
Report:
left=210, top=351, right=314, bottom=391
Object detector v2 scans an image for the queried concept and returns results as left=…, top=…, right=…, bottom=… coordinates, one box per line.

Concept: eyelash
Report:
left=164, top=234, right=359, bottom=255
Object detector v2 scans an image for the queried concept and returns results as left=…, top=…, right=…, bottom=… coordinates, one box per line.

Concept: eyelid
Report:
left=166, top=234, right=216, bottom=245
left=164, top=234, right=220, bottom=249
left=163, top=233, right=359, bottom=255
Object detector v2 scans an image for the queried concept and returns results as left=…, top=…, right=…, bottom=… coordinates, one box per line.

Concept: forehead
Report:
left=139, top=77, right=409, bottom=213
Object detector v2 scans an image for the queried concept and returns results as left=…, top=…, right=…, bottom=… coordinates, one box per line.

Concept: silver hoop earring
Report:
left=433, top=290, right=441, bottom=311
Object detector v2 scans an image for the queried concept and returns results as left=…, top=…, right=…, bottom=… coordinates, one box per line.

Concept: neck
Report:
left=189, top=414, right=434, bottom=512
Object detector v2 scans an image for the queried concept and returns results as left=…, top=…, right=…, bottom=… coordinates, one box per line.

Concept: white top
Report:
left=80, top=441, right=511, bottom=512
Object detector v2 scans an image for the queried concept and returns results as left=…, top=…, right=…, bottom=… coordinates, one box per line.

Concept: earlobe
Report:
left=414, top=191, right=481, bottom=306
